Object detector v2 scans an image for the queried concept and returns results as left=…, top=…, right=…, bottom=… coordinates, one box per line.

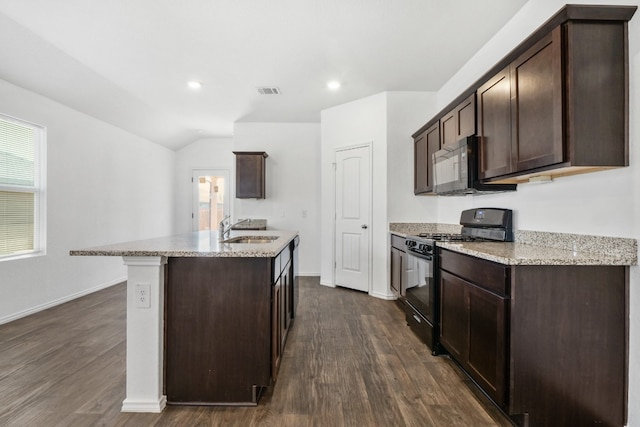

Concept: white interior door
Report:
left=334, top=145, right=371, bottom=293
left=191, top=169, right=230, bottom=232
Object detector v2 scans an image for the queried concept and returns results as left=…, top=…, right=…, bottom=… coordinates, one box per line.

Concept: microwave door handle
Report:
left=453, top=158, right=460, bottom=183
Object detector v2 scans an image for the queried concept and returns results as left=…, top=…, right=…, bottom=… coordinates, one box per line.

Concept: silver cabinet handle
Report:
left=412, top=314, right=421, bottom=323
left=361, top=224, right=368, bottom=229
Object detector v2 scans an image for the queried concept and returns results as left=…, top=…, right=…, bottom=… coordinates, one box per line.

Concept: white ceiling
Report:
left=0, top=0, right=528, bottom=150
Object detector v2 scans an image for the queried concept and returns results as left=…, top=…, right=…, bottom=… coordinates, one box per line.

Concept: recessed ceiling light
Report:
left=327, top=81, right=341, bottom=90
left=187, top=81, right=203, bottom=90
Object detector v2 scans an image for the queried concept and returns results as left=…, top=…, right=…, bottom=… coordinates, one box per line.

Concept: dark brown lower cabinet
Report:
left=165, top=244, right=295, bottom=406
left=390, top=234, right=405, bottom=297
left=271, top=276, right=282, bottom=379
left=273, top=254, right=292, bottom=380
left=439, top=249, right=628, bottom=427
left=440, top=269, right=507, bottom=406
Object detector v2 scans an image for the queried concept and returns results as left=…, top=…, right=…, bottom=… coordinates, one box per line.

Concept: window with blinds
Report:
left=0, top=114, right=45, bottom=259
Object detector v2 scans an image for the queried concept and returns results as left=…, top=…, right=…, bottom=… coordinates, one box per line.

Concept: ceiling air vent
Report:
left=257, top=87, right=281, bottom=95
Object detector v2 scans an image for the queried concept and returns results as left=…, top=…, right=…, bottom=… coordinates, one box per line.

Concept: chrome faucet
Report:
left=218, top=215, right=231, bottom=241
left=218, top=216, right=249, bottom=241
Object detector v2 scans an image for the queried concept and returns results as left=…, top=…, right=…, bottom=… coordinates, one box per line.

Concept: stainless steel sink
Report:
left=222, top=236, right=279, bottom=244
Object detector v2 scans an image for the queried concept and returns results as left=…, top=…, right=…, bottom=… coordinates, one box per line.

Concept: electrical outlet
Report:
left=135, top=283, right=151, bottom=309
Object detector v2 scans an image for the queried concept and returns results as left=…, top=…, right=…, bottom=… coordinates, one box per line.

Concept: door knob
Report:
left=361, top=224, right=368, bottom=229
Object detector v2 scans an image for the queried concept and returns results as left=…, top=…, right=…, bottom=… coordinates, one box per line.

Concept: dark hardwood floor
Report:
left=0, top=277, right=512, bottom=426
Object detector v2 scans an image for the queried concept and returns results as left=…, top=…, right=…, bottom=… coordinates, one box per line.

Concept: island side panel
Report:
left=165, top=256, right=272, bottom=405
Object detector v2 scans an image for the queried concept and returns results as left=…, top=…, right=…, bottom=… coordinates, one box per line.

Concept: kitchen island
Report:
left=71, top=230, right=299, bottom=412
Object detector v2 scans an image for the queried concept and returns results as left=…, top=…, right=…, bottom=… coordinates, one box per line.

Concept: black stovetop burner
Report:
left=410, top=208, right=514, bottom=244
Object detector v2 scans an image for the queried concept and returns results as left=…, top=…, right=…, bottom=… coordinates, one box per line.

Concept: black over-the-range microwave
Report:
left=432, top=136, right=517, bottom=196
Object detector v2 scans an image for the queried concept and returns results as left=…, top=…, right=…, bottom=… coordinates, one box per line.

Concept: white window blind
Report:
left=0, top=114, right=45, bottom=259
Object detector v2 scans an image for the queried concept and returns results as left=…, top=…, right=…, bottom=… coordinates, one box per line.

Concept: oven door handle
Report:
left=407, top=251, right=433, bottom=261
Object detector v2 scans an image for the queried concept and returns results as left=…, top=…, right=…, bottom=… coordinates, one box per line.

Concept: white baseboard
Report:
left=121, top=395, right=167, bottom=413
left=0, top=276, right=126, bottom=325
left=369, top=291, right=397, bottom=301
left=299, top=272, right=320, bottom=277
left=319, top=280, right=335, bottom=288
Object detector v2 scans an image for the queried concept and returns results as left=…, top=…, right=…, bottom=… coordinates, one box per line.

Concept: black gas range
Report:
left=402, top=208, right=513, bottom=354
left=407, top=208, right=514, bottom=248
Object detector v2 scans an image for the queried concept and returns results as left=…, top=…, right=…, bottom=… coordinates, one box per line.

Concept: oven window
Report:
left=405, top=253, right=434, bottom=322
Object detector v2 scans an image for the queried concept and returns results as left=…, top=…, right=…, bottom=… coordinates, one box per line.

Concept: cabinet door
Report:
left=390, top=246, right=403, bottom=296
left=457, top=94, right=476, bottom=140
left=235, top=152, right=267, bottom=199
left=441, top=94, right=476, bottom=148
left=439, top=271, right=467, bottom=360
left=414, top=122, right=440, bottom=194
left=511, top=28, right=563, bottom=172
left=440, top=269, right=508, bottom=408
left=282, top=262, right=291, bottom=338
left=271, top=279, right=282, bottom=379
left=467, top=283, right=508, bottom=407
left=477, top=66, right=513, bottom=180
left=440, top=110, right=457, bottom=148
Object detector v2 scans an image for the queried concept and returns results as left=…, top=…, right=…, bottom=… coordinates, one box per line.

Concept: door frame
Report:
left=191, top=168, right=231, bottom=232
left=333, top=142, right=373, bottom=294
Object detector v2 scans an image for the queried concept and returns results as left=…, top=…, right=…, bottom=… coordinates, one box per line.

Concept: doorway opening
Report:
left=192, top=169, right=230, bottom=232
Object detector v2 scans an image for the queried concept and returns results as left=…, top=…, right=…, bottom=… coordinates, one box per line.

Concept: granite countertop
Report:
left=70, top=230, right=298, bottom=258
left=389, top=223, right=637, bottom=266
left=231, top=219, right=267, bottom=230
left=436, top=241, right=636, bottom=266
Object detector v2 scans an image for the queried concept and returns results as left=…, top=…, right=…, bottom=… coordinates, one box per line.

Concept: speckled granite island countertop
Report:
left=390, top=223, right=637, bottom=266
left=69, top=229, right=298, bottom=258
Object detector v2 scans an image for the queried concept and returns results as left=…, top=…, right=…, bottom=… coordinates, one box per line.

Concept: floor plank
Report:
left=0, top=277, right=512, bottom=426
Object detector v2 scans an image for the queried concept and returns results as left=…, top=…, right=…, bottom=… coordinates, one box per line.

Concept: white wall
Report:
left=390, top=0, right=640, bottom=424
left=321, top=92, right=434, bottom=298
left=0, top=78, right=175, bottom=323
left=174, top=124, right=321, bottom=276
left=233, top=122, right=321, bottom=276
left=320, top=93, right=386, bottom=295
left=174, top=137, right=234, bottom=234
left=386, top=92, right=438, bottom=222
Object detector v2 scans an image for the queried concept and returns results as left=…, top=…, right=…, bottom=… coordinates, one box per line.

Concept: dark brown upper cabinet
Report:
left=478, top=27, right=564, bottom=181
left=441, top=93, right=476, bottom=148
left=478, top=9, right=633, bottom=183
left=413, top=94, right=476, bottom=195
left=413, top=5, right=636, bottom=189
left=414, top=122, right=440, bottom=195
left=233, top=151, right=268, bottom=199
left=477, top=67, right=513, bottom=179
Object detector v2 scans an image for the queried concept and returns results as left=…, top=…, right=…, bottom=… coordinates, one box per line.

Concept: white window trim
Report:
left=0, top=113, right=47, bottom=262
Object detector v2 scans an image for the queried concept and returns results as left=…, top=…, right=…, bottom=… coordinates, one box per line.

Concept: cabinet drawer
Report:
left=391, top=234, right=405, bottom=251
left=404, top=303, right=434, bottom=349
left=440, top=249, right=508, bottom=296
